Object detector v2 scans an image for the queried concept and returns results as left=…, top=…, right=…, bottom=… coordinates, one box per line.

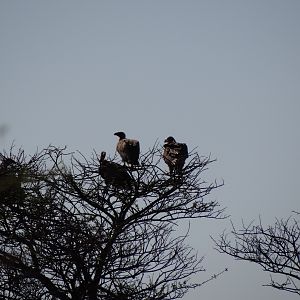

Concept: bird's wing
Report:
left=124, top=139, right=140, bottom=161
left=178, top=143, right=188, bottom=158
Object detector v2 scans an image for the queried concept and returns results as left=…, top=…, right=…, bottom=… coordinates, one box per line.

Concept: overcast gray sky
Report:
left=1, top=1, right=300, bottom=299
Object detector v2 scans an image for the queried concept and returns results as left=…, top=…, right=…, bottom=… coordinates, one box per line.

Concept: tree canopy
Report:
left=0, top=144, right=224, bottom=300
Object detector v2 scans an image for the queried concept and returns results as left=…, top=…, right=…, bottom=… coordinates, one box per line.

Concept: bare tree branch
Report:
left=0, top=144, right=225, bottom=300
left=213, top=214, right=300, bottom=295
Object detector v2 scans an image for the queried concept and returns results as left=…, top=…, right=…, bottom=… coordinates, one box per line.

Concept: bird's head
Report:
left=114, top=132, right=126, bottom=139
left=164, top=136, right=176, bottom=144
left=100, top=151, right=106, bottom=162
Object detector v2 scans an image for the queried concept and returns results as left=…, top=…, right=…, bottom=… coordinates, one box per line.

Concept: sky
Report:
left=1, top=1, right=300, bottom=299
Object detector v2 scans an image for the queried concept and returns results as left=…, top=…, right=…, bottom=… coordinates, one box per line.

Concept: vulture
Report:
left=114, top=132, right=140, bottom=166
left=163, top=136, right=188, bottom=174
left=99, top=151, right=133, bottom=189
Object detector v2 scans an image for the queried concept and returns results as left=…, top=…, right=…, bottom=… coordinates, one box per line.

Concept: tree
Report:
left=214, top=214, right=300, bottom=295
left=0, top=144, right=224, bottom=300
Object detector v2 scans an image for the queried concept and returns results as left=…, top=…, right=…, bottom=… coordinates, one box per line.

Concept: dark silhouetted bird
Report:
left=163, top=136, right=188, bottom=174
left=114, top=132, right=140, bottom=166
left=99, top=151, right=133, bottom=189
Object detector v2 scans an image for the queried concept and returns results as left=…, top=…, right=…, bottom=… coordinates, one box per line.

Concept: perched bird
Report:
left=114, top=132, right=140, bottom=166
left=163, top=136, right=188, bottom=174
left=99, top=151, right=133, bottom=189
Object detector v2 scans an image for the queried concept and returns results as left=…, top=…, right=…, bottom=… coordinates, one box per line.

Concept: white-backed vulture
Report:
left=163, top=136, right=188, bottom=174
left=114, top=132, right=140, bottom=166
left=99, top=151, right=133, bottom=189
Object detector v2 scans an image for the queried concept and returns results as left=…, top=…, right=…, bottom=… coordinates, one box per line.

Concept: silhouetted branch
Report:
left=213, top=214, right=300, bottom=295
left=0, top=144, right=225, bottom=300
